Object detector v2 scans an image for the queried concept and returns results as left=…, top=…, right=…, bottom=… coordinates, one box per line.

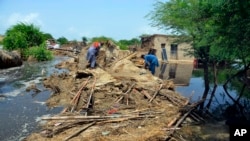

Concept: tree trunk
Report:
left=200, top=61, right=210, bottom=110
left=206, top=61, right=218, bottom=109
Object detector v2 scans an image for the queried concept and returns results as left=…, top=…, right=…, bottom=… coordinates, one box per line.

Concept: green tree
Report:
left=148, top=0, right=250, bottom=110
left=43, top=33, right=53, bottom=40
left=57, top=37, right=68, bottom=45
left=82, top=36, right=88, bottom=46
left=3, top=23, right=53, bottom=61
left=3, top=23, right=44, bottom=50
left=118, top=38, right=140, bottom=46
left=91, top=36, right=115, bottom=43
left=148, top=0, right=213, bottom=106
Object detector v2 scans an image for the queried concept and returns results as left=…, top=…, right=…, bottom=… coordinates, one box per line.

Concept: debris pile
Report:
left=0, top=50, right=22, bottom=69
left=25, top=41, right=206, bottom=141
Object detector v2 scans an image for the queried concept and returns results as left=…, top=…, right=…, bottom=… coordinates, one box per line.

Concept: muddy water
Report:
left=0, top=56, right=69, bottom=141
left=155, top=62, right=240, bottom=111
left=154, top=62, right=249, bottom=140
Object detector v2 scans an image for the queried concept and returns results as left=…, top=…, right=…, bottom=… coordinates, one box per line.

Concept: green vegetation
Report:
left=148, top=0, right=250, bottom=106
left=43, top=33, right=54, bottom=40
left=2, top=23, right=53, bottom=61
left=57, top=36, right=68, bottom=45
left=118, top=38, right=140, bottom=50
left=91, top=36, right=115, bottom=43
left=24, top=43, right=53, bottom=61
left=3, top=23, right=44, bottom=50
left=82, top=36, right=88, bottom=46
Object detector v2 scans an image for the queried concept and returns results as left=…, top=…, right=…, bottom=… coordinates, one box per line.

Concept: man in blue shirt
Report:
left=141, top=54, right=159, bottom=75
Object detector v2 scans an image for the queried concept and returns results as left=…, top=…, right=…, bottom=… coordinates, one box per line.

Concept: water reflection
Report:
left=155, top=62, right=250, bottom=120
left=155, top=63, right=193, bottom=86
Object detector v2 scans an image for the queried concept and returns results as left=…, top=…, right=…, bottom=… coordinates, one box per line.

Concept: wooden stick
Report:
left=167, top=117, right=178, bottom=128
left=64, top=121, right=96, bottom=141
left=125, top=108, right=149, bottom=114
left=116, top=83, right=135, bottom=103
left=141, top=90, right=152, bottom=99
left=107, top=52, right=136, bottom=67
left=149, top=84, right=163, bottom=103
left=62, top=76, right=91, bottom=113
left=166, top=99, right=205, bottom=140
left=97, top=115, right=156, bottom=124
left=85, top=77, right=96, bottom=110
left=71, top=79, right=91, bottom=112
left=72, top=76, right=91, bottom=104
left=42, top=114, right=154, bottom=120
left=141, top=90, right=160, bottom=105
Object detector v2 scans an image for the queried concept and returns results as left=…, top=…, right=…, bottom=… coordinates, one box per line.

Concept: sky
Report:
left=0, top=0, right=168, bottom=41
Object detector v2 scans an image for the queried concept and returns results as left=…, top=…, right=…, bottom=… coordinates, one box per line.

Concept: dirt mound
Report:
left=0, top=50, right=22, bottom=69
left=24, top=42, right=203, bottom=141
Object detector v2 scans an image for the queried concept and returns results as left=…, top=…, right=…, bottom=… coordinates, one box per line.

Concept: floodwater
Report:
left=0, top=56, right=68, bottom=141
left=155, top=62, right=249, bottom=117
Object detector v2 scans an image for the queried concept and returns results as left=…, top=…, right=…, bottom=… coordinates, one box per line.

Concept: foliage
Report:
left=90, top=36, right=140, bottom=50
left=24, top=43, right=53, bottom=61
left=3, top=23, right=44, bottom=50
left=118, top=38, right=140, bottom=46
left=82, top=36, right=88, bottom=43
left=116, top=42, right=128, bottom=50
left=148, top=0, right=250, bottom=105
left=43, top=33, right=53, bottom=40
left=117, top=38, right=140, bottom=50
left=209, top=0, right=250, bottom=68
left=57, top=36, right=68, bottom=45
left=90, top=36, right=115, bottom=43
left=3, top=31, right=28, bottom=50
left=90, top=36, right=128, bottom=49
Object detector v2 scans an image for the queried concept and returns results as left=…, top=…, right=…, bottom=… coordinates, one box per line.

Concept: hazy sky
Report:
left=0, top=0, right=167, bottom=41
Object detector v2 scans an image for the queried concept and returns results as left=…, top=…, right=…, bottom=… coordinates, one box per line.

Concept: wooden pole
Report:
left=149, top=84, right=163, bottom=103
left=71, top=76, right=91, bottom=112
left=61, top=76, right=91, bottom=113
left=85, top=77, right=96, bottom=110
left=116, top=83, right=135, bottom=103
left=64, top=121, right=96, bottom=141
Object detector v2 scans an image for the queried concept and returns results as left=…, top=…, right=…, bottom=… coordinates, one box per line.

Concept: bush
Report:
left=24, top=43, right=53, bottom=61
left=3, top=23, right=44, bottom=50
left=57, top=37, right=68, bottom=45
left=117, top=43, right=128, bottom=50
left=2, top=23, right=54, bottom=61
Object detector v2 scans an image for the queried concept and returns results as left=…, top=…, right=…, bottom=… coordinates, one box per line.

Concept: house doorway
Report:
left=161, top=43, right=168, bottom=61
left=170, top=44, right=178, bottom=60
left=169, top=63, right=177, bottom=79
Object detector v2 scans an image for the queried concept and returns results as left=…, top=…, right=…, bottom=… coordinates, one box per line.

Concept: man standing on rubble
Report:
left=141, top=54, right=159, bottom=75
left=86, top=41, right=101, bottom=69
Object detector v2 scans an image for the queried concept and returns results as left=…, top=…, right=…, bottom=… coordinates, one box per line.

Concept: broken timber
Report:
left=165, top=99, right=206, bottom=141
left=84, top=76, right=96, bottom=112
left=62, top=76, right=91, bottom=113
left=64, top=121, right=96, bottom=141
left=149, top=84, right=163, bottom=103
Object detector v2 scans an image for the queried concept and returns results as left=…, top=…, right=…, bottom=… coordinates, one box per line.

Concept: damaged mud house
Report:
left=23, top=34, right=216, bottom=141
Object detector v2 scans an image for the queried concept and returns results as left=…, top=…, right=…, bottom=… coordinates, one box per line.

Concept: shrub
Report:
left=24, top=43, right=53, bottom=61
left=57, top=37, right=68, bottom=45
left=3, top=23, right=44, bottom=50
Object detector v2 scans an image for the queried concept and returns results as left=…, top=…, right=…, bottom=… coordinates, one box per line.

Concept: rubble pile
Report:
left=25, top=42, right=205, bottom=141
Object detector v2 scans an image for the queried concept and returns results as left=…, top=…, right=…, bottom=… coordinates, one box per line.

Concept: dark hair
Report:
left=141, top=54, right=145, bottom=59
